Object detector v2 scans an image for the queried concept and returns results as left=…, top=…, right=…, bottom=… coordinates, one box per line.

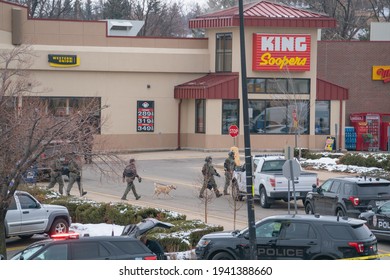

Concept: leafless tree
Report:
left=369, top=0, right=390, bottom=21
left=0, top=45, right=124, bottom=258
left=194, top=174, right=216, bottom=224
left=229, top=178, right=245, bottom=230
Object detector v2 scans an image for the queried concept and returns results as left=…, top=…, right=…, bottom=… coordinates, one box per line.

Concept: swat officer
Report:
left=47, top=158, right=65, bottom=195
left=199, top=156, right=222, bottom=198
left=223, top=151, right=236, bottom=195
left=66, top=157, right=87, bottom=197
left=121, top=158, right=142, bottom=201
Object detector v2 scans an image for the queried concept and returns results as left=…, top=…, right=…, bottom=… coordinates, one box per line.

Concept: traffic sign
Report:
left=229, top=125, right=239, bottom=137
left=282, top=159, right=301, bottom=180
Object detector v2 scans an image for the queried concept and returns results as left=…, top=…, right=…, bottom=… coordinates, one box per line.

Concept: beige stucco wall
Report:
left=1, top=0, right=343, bottom=152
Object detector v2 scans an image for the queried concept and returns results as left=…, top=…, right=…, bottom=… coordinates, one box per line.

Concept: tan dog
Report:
left=153, top=182, right=177, bottom=198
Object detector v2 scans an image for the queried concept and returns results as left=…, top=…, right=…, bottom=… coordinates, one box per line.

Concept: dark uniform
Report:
left=66, top=158, right=87, bottom=196
left=199, top=156, right=222, bottom=198
left=121, top=159, right=141, bottom=200
left=47, top=159, right=65, bottom=195
left=223, top=151, right=236, bottom=195
left=141, top=236, right=166, bottom=260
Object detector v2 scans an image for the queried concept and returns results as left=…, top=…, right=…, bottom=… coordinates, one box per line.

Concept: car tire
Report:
left=260, top=187, right=271, bottom=209
left=212, top=252, right=234, bottom=260
left=49, top=218, right=69, bottom=235
left=305, top=202, right=314, bottom=214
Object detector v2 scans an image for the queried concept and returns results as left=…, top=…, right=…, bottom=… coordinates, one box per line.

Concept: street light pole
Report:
left=238, top=0, right=257, bottom=260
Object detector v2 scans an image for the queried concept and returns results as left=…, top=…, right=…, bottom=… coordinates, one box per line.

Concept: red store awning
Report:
left=174, top=73, right=239, bottom=100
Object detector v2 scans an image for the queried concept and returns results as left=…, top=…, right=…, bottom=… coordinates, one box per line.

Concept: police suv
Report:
left=195, top=214, right=378, bottom=260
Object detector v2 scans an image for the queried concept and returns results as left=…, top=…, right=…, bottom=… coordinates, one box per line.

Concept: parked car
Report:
left=5, top=191, right=71, bottom=239
left=10, top=218, right=172, bottom=260
left=23, top=140, right=77, bottom=183
left=304, top=176, right=390, bottom=218
left=195, top=214, right=377, bottom=260
left=10, top=233, right=157, bottom=260
left=232, top=155, right=318, bottom=208
left=359, top=201, right=390, bottom=241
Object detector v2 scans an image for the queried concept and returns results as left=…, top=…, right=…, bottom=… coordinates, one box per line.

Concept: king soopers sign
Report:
left=252, top=34, right=311, bottom=72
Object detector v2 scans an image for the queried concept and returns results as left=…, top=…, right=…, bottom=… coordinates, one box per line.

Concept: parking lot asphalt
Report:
left=114, top=149, right=344, bottom=183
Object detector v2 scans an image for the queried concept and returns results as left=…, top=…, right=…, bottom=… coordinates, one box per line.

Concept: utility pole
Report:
left=238, top=0, right=257, bottom=260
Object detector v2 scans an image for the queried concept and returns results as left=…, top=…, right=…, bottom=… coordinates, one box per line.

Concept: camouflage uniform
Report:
left=47, top=159, right=65, bottom=195
left=121, top=159, right=141, bottom=200
left=66, top=158, right=87, bottom=197
left=223, top=151, right=236, bottom=195
left=199, top=156, right=222, bottom=198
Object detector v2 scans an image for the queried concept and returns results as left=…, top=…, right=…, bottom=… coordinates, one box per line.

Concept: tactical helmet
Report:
left=129, top=158, right=135, bottom=163
left=205, top=156, right=212, bottom=162
left=228, top=151, right=235, bottom=158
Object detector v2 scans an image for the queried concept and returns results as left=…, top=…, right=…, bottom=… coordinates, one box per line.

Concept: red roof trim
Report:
left=189, top=0, right=336, bottom=29
left=174, top=73, right=239, bottom=100
left=316, top=78, right=348, bottom=101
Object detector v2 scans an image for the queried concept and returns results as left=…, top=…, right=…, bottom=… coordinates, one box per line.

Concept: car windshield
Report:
left=356, top=183, right=390, bottom=195
left=10, top=244, right=45, bottom=260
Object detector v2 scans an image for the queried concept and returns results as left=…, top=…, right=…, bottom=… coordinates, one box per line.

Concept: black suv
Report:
left=304, top=176, right=390, bottom=218
left=10, top=218, right=173, bottom=260
left=10, top=233, right=157, bottom=260
left=195, top=214, right=377, bottom=260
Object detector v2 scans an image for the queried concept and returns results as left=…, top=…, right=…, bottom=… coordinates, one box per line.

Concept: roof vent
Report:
left=105, top=20, right=145, bottom=36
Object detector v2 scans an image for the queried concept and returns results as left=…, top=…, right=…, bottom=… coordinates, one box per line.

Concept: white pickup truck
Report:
left=232, top=155, right=318, bottom=208
left=5, top=191, right=71, bottom=239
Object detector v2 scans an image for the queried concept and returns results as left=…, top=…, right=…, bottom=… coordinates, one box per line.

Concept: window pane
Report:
left=286, top=102, right=309, bottom=134
left=315, top=101, right=330, bottom=135
left=222, top=100, right=239, bottom=134
left=249, top=100, right=309, bottom=134
left=288, top=79, right=310, bottom=94
left=267, top=79, right=287, bottom=93
left=216, top=33, right=232, bottom=72
left=48, top=98, right=67, bottom=116
left=38, top=244, right=68, bottom=260
left=195, top=99, right=205, bottom=133
left=249, top=100, right=266, bottom=134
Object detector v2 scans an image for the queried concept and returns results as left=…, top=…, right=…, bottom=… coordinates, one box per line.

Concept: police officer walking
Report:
left=121, top=158, right=142, bottom=201
left=66, top=156, right=87, bottom=197
left=47, top=158, right=65, bottom=195
left=199, top=156, right=222, bottom=198
left=223, top=151, right=236, bottom=195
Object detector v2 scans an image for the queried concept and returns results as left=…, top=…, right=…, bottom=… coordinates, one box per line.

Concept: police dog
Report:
left=153, top=182, right=177, bottom=198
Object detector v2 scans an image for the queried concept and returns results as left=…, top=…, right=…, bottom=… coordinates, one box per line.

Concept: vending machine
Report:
left=380, top=122, right=390, bottom=151
left=354, top=122, right=369, bottom=151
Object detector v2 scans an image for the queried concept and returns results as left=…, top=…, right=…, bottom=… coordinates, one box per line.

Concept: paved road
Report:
left=9, top=150, right=387, bottom=259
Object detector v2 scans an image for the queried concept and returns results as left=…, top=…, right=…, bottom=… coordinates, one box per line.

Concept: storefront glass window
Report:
left=267, top=79, right=288, bottom=93
left=315, top=101, right=330, bottom=135
left=48, top=98, right=67, bottom=116
left=247, top=78, right=309, bottom=94
left=216, top=33, right=232, bottom=72
left=195, top=99, right=205, bottom=133
left=222, top=100, right=239, bottom=134
left=249, top=100, right=309, bottom=134
left=287, top=79, right=310, bottom=94
left=247, top=78, right=266, bottom=93
left=25, top=97, right=101, bottom=133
